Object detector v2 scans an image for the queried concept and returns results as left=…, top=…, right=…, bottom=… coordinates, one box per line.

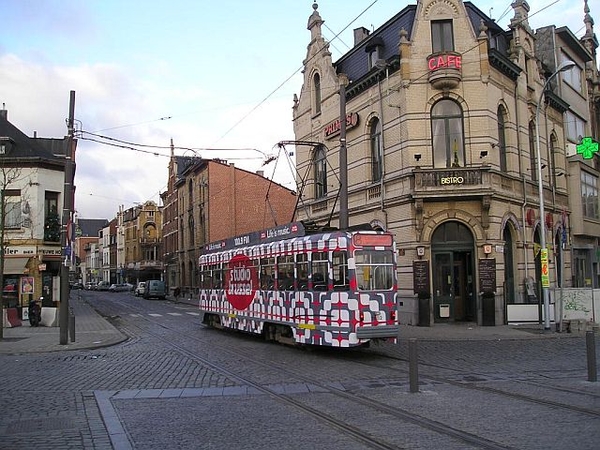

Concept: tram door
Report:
left=433, top=251, right=474, bottom=322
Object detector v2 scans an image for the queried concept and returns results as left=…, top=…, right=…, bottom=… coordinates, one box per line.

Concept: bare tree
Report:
left=0, top=166, right=25, bottom=339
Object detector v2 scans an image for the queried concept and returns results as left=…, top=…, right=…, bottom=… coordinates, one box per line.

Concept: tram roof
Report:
left=199, top=221, right=379, bottom=256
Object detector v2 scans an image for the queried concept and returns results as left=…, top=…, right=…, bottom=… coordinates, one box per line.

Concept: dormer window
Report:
left=0, top=138, right=14, bottom=155
left=365, top=37, right=385, bottom=70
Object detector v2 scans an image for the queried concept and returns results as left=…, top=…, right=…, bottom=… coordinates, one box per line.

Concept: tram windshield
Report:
left=355, top=250, right=394, bottom=290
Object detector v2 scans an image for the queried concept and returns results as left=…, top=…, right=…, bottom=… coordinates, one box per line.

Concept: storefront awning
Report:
left=3, top=258, right=29, bottom=275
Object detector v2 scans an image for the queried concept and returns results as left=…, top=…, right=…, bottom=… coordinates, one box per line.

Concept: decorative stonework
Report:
left=424, top=0, right=459, bottom=19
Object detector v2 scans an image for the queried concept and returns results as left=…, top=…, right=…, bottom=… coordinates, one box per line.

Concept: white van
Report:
left=143, top=280, right=166, bottom=300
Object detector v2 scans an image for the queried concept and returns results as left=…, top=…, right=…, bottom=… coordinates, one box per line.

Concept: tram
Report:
left=198, top=221, right=399, bottom=347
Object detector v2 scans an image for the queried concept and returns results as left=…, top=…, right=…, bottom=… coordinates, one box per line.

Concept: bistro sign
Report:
left=324, top=113, right=359, bottom=140
left=440, top=176, right=464, bottom=185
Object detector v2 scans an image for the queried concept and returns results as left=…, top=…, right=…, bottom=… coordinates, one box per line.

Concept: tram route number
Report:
left=226, top=254, right=258, bottom=310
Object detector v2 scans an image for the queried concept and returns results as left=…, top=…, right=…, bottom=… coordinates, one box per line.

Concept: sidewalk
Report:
left=0, top=294, right=127, bottom=355
left=1, top=295, right=586, bottom=355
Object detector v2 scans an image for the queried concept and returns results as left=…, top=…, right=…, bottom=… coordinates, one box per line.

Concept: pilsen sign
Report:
left=324, top=113, right=359, bottom=140
left=427, top=53, right=462, bottom=72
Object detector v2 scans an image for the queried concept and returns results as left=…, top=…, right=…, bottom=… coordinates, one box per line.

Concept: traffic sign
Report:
left=541, top=248, right=549, bottom=288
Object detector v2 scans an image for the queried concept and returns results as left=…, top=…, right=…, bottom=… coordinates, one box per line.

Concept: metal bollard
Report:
left=409, top=338, right=419, bottom=393
left=587, top=331, right=597, bottom=382
left=69, top=308, right=75, bottom=343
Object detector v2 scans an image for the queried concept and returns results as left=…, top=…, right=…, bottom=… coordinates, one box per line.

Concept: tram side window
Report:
left=355, top=250, right=394, bottom=290
left=332, top=251, right=349, bottom=291
left=260, top=257, right=275, bottom=290
left=212, top=263, right=224, bottom=289
left=200, top=266, right=212, bottom=289
left=311, top=251, right=329, bottom=291
left=277, top=255, right=294, bottom=291
left=296, top=253, right=309, bottom=291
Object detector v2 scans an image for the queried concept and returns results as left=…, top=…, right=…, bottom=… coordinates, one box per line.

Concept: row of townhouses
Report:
left=2, top=0, right=600, bottom=330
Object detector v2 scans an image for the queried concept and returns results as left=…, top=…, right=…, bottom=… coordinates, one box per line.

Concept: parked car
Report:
left=85, top=282, right=97, bottom=290
left=109, top=283, right=131, bottom=292
left=143, top=280, right=166, bottom=300
left=70, top=282, right=83, bottom=290
left=135, top=282, right=146, bottom=297
left=96, top=281, right=110, bottom=291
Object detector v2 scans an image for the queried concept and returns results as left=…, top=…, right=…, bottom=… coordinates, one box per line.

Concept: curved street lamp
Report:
left=535, top=60, right=576, bottom=331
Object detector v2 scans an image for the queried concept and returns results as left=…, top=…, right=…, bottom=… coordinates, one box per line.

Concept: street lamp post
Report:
left=535, top=60, right=575, bottom=331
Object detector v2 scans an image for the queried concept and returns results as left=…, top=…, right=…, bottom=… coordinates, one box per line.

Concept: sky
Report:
left=0, top=0, right=591, bottom=221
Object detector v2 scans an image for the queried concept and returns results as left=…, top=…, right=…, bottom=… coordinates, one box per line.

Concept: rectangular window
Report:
left=260, top=257, right=275, bottom=290
left=566, top=111, right=586, bottom=143
left=296, top=253, right=309, bottom=291
left=562, top=53, right=583, bottom=94
left=4, top=190, right=22, bottom=229
left=311, top=251, right=329, bottom=291
left=277, top=255, right=294, bottom=291
left=581, top=171, right=599, bottom=219
left=332, top=251, right=349, bottom=291
left=431, top=20, right=454, bottom=53
left=355, top=250, right=394, bottom=290
left=44, top=191, right=60, bottom=241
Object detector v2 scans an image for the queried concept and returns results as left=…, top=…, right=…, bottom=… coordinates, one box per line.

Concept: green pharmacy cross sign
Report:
left=577, top=137, right=599, bottom=159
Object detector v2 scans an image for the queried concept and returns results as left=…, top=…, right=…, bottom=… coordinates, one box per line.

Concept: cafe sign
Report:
left=427, top=53, right=462, bottom=72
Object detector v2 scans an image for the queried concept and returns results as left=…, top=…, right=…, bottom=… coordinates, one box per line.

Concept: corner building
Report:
left=293, top=1, right=597, bottom=326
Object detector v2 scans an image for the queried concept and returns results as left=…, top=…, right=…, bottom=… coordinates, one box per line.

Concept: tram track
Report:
left=350, top=351, right=600, bottom=419
left=87, top=294, right=538, bottom=450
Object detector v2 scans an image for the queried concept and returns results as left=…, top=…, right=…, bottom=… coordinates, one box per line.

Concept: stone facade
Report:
left=293, top=1, right=599, bottom=326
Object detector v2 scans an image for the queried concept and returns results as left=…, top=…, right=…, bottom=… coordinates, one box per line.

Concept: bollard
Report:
left=69, top=308, right=75, bottom=343
left=409, top=338, right=419, bottom=393
left=587, top=331, right=597, bottom=382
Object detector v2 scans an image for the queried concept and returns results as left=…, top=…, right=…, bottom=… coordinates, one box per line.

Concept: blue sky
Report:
left=0, top=0, right=589, bottom=220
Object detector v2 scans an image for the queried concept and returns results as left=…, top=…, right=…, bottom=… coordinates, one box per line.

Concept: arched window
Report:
left=431, top=99, right=464, bottom=168
left=370, top=117, right=383, bottom=182
left=497, top=105, right=507, bottom=172
left=550, top=133, right=558, bottom=186
left=529, top=120, right=537, bottom=181
left=313, top=145, right=327, bottom=199
left=188, top=179, right=194, bottom=205
left=313, top=72, right=321, bottom=115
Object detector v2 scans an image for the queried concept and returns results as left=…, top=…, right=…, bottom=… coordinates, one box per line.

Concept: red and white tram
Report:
left=198, top=222, right=399, bottom=347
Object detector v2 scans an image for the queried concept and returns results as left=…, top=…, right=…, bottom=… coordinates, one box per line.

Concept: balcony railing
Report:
left=413, top=166, right=492, bottom=200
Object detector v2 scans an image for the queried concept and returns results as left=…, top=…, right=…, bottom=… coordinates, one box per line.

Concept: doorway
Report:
left=431, top=222, right=475, bottom=323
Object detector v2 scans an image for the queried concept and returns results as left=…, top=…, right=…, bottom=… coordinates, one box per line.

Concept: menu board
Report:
left=413, top=260, right=430, bottom=295
left=479, top=258, right=496, bottom=294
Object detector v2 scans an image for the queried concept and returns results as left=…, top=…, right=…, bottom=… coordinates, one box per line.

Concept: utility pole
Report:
left=339, top=74, right=349, bottom=230
left=59, top=90, right=75, bottom=345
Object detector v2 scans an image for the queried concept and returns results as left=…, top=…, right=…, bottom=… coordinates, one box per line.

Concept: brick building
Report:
left=161, top=151, right=296, bottom=297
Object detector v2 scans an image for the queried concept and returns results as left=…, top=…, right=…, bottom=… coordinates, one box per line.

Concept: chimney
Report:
left=0, top=103, right=7, bottom=120
left=256, top=170, right=264, bottom=177
left=353, top=27, right=370, bottom=46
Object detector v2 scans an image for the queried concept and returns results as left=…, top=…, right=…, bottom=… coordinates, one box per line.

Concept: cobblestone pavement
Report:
left=0, top=292, right=598, bottom=449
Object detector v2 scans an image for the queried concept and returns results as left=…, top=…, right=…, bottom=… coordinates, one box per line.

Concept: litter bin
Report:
left=482, top=293, right=495, bottom=326
left=418, top=293, right=430, bottom=327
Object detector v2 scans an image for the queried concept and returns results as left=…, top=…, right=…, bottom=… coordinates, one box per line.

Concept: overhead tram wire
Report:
left=214, top=0, right=380, bottom=144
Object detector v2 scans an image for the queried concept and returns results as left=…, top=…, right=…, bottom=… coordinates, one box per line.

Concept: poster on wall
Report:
left=21, top=276, right=34, bottom=294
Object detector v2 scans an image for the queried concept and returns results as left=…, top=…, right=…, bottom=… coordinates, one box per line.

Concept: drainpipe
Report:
left=515, top=82, right=529, bottom=288
left=377, top=67, right=389, bottom=228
